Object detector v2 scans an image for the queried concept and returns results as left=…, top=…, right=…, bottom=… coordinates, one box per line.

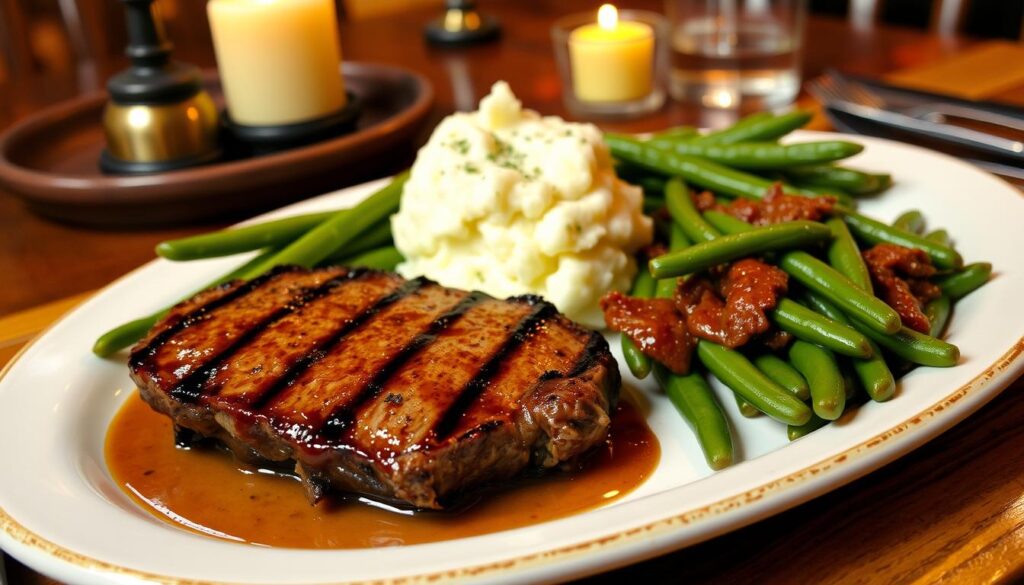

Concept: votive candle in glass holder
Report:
left=552, top=4, right=669, bottom=118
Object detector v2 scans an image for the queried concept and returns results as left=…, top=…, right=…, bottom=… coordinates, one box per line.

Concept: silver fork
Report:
left=828, top=72, right=1024, bottom=132
left=809, top=73, right=1024, bottom=159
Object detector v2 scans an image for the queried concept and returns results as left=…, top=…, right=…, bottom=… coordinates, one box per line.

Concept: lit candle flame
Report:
left=597, top=4, right=618, bottom=30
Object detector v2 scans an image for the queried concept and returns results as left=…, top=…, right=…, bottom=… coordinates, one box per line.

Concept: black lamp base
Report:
left=224, top=92, right=361, bottom=157
left=99, top=147, right=222, bottom=175
left=424, top=15, right=500, bottom=46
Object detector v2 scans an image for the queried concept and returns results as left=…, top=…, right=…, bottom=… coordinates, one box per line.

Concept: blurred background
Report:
left=2, top=0, right=1022, bottom=128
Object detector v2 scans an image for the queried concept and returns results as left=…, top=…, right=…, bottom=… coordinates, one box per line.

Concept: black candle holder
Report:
left=101, top=0, right=221, bottom=174
left=222, top=91, right=361, bottom=157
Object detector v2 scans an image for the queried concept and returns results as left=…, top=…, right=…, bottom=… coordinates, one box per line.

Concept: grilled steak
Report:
left=128, top=266, right=619, bottom=509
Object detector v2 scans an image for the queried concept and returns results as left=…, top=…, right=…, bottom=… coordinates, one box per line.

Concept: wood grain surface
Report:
left=1, top=1, right=1022, bottom=583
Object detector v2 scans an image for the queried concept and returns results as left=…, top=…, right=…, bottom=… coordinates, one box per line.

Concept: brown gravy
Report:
left=105, top=391, right=660, bottom=549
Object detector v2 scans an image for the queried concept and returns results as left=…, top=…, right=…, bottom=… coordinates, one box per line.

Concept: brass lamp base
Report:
left=425, top=5, right=500, bottom=46
left=101, top=89, right=221, bottom=174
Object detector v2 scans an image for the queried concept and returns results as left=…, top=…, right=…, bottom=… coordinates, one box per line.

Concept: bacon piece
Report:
left=862, top=244, right=941, bottom=333
left=711, top=183, right=836, bottom=226
left=762, top=330, right=794, bottom=352
left=693, top=190, right=719, bottom=212
left=676, top=259, right=789, bottom=347
left=601, top=292, right=694, bottom=375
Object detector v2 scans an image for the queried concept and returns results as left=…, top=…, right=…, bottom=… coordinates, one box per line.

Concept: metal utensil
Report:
left=809, top=72, right=1024, bottom=161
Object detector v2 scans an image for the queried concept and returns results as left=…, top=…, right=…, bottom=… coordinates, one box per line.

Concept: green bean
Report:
left=339, top=246, right=403, bottom=271
left=694, top=112, right=773, bottom=144
left=649, top=221, right=832, bottom=278
left=850, top=318, right=960, bottom=367
left=321, top=220, right=394, bottom=263
left=702, top=210, right=754, bottom=235
left=925, top=294, right=952, bottom=338
left=779, top=251, right=902, bottom=334
left=701, top=212, right=901, bottom=335
left=643, top=139, right=865, bottom=170
left=605, top=135, right=817, bottom=200
left=156, top=211, right=334, bottom=261
left=842, top=212, right=962, bottom=270
left=788, top=412, right=829, bottom=441
left=893, top=210, right=926, bottom=234
left=655, top=366, right=734, bottom=470
left=772, top=298, right=873, bottom=358
left=655, top=223, right=692, bottom=299
left=753, top=353, right=810, bottom=401
left=935, top=262, right=992, bottom=301
left=652, top=126, right=698, bottom=141
left=782, top=165, right=890, bottom=195
left=789, top=340, right=846, bottom=420
left=734, top=393, right=762, bottom=418
left=870, top=173, right=893, bottom=191
left=698, top=111, right=812, bottom=145
left=925, top=228, right=951, bottom=247
left=825, top=217, right=872, bottom=291
left=240, top=173, right=408, bottom=278
left=92, top=247, right=280, bottom=357
left=696, top=341, right=812, bottom=426
left=665, top=177, right=718, bottom=243
left=801, top=291, right=895, bottom=402
left=621, top=267, right=658, bottom=380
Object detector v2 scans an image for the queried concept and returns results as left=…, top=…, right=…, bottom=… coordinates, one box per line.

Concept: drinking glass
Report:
left=665, top=0, right=806, bottom=109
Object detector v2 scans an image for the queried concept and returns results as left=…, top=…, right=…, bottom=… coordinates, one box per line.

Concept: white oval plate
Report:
left=2, top=132, right=1023, bottom=585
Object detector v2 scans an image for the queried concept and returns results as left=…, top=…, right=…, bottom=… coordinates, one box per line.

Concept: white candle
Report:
left=207, top=0, right=347, bottom=126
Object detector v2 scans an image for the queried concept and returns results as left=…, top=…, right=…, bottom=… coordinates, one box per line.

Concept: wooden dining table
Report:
left=1, top=1, right=1022, bottom=583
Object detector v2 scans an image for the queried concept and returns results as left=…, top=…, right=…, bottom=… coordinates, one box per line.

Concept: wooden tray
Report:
left=0, top=62, right=433, bottom=228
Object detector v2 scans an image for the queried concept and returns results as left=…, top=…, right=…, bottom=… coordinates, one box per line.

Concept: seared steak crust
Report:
left=129, top=266, right=619, bottom=509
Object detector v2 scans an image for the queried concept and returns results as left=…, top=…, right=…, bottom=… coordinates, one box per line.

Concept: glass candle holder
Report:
left=552, top=6, right=669, bottom=118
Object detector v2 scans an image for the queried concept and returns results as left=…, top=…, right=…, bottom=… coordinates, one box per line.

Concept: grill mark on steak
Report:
left=432, top=298, right=557, bottom=441
left=260, top=283, right=470, bottom=449
left=318, top=291, right=489, bottom=441
left=345, top=296, right=542, bottom=460
left=132, top=267, right=346, bottom=393
left=129, top=267, right=294, bottom=372
left=243, top=277, right=425, bottom=413
left=207, top=271, right=407, bottom=409
left=168, top=269, right=366, bottom=403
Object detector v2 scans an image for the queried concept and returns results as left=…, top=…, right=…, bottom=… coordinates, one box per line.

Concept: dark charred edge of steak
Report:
left=519, top=330, right=619, bottom=468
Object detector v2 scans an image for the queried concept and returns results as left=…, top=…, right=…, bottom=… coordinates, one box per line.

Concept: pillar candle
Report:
left=207, top=0, right=347, bottom=126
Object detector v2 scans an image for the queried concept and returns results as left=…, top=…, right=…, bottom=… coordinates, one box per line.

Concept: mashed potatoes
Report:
left=391, top=82, right=652, bottom=328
